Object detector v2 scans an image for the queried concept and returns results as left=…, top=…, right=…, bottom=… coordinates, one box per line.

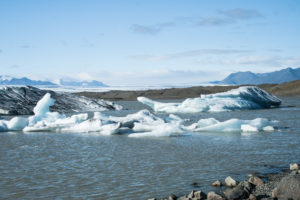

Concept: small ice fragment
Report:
left=263, top=126, right=274, bottom=132
left=241, top=124, right=259, bottom=132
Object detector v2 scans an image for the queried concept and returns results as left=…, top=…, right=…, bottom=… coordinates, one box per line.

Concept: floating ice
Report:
left=0, top=117, right=29, bottom=131
left=129, top=113, right=185, bottom=137
left=186, top=118, right=277, bottom=133
left=7, top=117, right=29, bottom=131
left=0, top=92, right=279, bottom=137
left=138, top=86, right=281, bottom=113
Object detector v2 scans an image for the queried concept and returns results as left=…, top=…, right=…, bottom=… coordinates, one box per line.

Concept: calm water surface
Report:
left=0, top=97, right=300, bottom=199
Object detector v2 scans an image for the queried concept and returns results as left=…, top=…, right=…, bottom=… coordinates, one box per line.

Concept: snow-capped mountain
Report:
left=0, top=75, right=56, bottom=86
left=213, top=67, right=300, bottom=85
left=58, top=79, right=108, bottom=87
left=0, top=75, right=109, bottom=88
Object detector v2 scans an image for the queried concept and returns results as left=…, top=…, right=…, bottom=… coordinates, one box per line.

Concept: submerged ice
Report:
left=138, top=86, right=281, bottom=113
left=0, top=93, right=279, bottom=137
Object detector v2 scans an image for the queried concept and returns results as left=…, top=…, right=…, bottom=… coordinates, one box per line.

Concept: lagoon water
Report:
left=0, top=97, right=300, bottom=199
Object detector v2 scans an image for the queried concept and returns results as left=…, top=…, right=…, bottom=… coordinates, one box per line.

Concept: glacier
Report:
left=137, top=86, right=281, bottom=113
left=0, top=93, right=279, bottom=137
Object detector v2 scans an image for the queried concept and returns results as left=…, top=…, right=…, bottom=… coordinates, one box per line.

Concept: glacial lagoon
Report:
left=0, top=97, right=300, bottom=199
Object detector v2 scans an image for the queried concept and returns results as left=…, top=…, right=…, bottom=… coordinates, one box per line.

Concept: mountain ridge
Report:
left=214, top=67, right=300, bottom=85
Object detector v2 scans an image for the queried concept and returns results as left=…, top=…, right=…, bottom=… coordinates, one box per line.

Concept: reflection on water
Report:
left=0, top=97, right=299, bottom=200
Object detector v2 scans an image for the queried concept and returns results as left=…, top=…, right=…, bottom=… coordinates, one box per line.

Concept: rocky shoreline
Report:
left=150, top=163, right=300, bottom=200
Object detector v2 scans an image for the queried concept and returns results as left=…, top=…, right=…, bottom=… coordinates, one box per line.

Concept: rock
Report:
left=272, top=174, right=300, bottom=200
left=248, top=176, right=264, bottom=186
left=194, top=190, right=206, bottom=200
left=238, top=180, right=252, bottom=193
left=176, top=196, right=189, bottom=200
left=187, top=190, right=195, bottom=198
left=212, top=180, right=222, bottom=187
left=291, top=170, right=298, bottom=175
left=247, top=174, right=253, bottom=178
left=248, top=194, right=257, bottom=200
left=225, top=176, right=237, bottom=187
left=290, top=163, right=299, bottom=171
left=207, top=191, right=224, bottom=200
left=223, top=185, right=249, bottom=200
left=169, top=194, right=178, bottom=200
left=299, top=170, right=300, bottom=174
left=271, top=187, right=278, bottom=198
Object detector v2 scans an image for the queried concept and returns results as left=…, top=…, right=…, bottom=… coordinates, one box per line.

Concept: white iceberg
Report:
left=0, top=92, right=279, bottom=137
left=186, top=118, right=277, bottom=133
left=129, top=113, right=186, bottom=137
left=137, top=86, right=281, bottom=113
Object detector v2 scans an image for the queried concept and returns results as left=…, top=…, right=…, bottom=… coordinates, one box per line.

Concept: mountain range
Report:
left=0, top=76, right=56, bottom=86
left=0, top=75, right=108, bottom=87
left=213, top=67, right=300, bottom=85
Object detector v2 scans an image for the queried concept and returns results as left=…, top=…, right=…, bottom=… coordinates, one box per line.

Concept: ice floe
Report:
left=186, top=118, right=278, bottom=133
left=138, top=86, right=281, bottom=113
left=0, top=92, right=279, bottom=137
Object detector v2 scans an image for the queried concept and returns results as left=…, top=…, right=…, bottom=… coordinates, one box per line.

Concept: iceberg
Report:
left=0, top=86, right=122, bottom=115
left=137, top=86, right=281, bottom=113
left=186, top=118, right=277, bottom=133
left=0, top=92, right=279, bottom=137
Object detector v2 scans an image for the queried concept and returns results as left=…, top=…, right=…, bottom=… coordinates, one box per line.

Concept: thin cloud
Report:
left=20, top=44, right=30, bottom=49
left=131, top=24, right=161, bottom=35
left=197, top=17, right=234, bottom=26
left=131, top=22, right=175, bottom=35
left=10, top=64, right=20, bottom=69
left=131, top=49, right=251, bottom=61
left=196, top=55, right=300, bottom=68
left=59, top=40, right=68, bottom=46
left=131, top=8, right=264, bottom=35
left=219, top=8, right=264, bottom=20
left=82, top=39, right=95, bottom=47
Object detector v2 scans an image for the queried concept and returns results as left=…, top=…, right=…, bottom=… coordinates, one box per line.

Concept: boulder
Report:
left=212, top=180, right=222, bottom=187
left=290, top=163, right=299, bottom=171
left=223, top=185, right=249, bottom=200
left=194, top=190, right=206, bottom=200
left=291, top=170, right=298, bottom=175
left=207, top=191, right=224, bottom=200
left=248, top=176, right=264, bottom=186
left=176, top=196, right=189, bottom=200
left=187, top=190, right=195, bottom=198
left=225, top=176, right=237, bottom=187
left=248, top=194, right=257, bottom=200
left=272, top=174, right=300, bottom=200
left=247, top=174, right=253, bottom=178
left=169, top=194, right=177, bottom=200
left=238, top=180, right=252, bottom=193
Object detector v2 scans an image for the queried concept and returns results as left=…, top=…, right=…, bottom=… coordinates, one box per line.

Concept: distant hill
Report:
left=213, top=67, right=300, bottom=85
left=58, top=79, right=108, bottom=87
left=0, top=75, right=56, bottom=86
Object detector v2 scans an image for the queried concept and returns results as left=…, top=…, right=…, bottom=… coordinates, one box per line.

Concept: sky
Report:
left=0, top=0, right=299, bottom=86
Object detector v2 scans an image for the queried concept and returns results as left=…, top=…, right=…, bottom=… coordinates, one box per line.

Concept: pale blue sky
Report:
left=0, top=0, right=299, bottom=85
